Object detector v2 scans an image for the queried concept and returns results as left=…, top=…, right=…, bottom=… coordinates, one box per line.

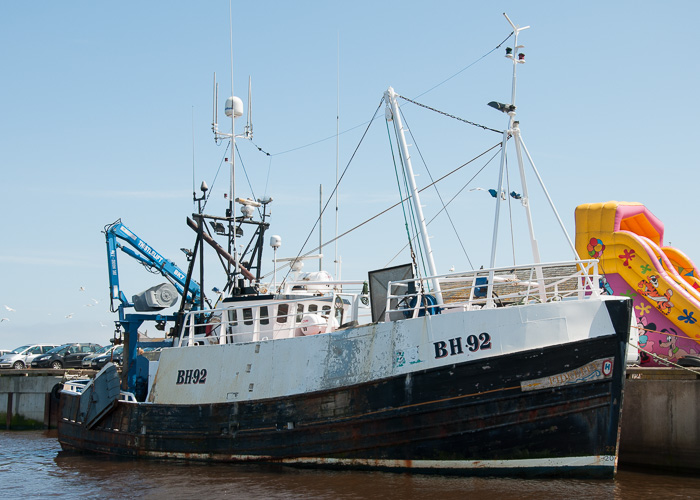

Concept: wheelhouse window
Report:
left=260, top=306, right=269, bottom=325
left=243, top=308, right=253, bottom=326
left=228, top=309, right=238, bottom=326
left=277, top=304, right=289, bottom=324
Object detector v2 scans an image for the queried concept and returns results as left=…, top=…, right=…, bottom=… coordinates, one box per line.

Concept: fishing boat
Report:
left=57, top=14, right=632, bottom=478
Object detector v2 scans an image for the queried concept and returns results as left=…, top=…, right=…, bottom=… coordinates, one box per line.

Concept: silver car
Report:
left=81, top=344, right=114, bottom=368
left=0, top=344, right=59, bottom=369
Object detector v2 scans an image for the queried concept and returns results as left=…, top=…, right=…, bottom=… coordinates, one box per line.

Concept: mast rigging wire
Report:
left=387, top=118, right=429, bottom=284
left=386, top=119, right=421, bottom=279
left=262, top=142, right=503, bottom=281
left=397, top=94, right=502, bottom=134
left=250, top=33, right=511, bottom=157
left=505, top=155, right=517, bottom=266
left=275, top=98, right=385, bottom=289
left=200, top=142, right=231, bottom=212
left=413, top=31, right=513, bottom=100
left=383, top=146, right=503, bottom=269
left=399, top=105, right=474, bottom=269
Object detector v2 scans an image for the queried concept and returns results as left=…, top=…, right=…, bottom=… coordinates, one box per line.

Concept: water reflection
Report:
left=1, top=431, right=698, bottom=499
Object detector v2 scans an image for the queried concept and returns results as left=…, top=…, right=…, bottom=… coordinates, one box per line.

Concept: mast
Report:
left=228, top=0, right=238, bottom=280
left=334, top=33, right=340, bottom=280
left=489, top=14, right=530, bottom=271
left=384, top=87, right=443, bottom=305
left=488, top=14, right=551, bottom=302
left=503, top=13, right=540, bottom=271
left=210, top=0, right=252, bottom=294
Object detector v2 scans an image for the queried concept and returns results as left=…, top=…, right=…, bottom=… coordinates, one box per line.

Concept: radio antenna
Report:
left=246, top=76, right=253, bottom=138
left=211, top=72, right=218, bottom=137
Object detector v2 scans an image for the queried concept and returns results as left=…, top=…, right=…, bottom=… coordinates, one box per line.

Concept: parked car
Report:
left=31, top=343, right=102, bottom=369
left=81, top=344, right=114, bottom=368
left=0, top=344, right=59, bottom=369
left=90, top=344, right=123, bottom=370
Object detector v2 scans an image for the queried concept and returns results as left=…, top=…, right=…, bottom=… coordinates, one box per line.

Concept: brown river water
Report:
left=2, top=431, right=699, bottom=499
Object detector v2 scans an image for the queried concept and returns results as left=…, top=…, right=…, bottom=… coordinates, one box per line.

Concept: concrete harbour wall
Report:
left=0, top=371, right=65, bottom=428
left=619, top=367, right=700, bottom=472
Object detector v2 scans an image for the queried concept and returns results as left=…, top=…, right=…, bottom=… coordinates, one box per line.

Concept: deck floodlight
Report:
left=210, top=221, right=226, bottom=234
left=487, top=101, right=516, bottom=113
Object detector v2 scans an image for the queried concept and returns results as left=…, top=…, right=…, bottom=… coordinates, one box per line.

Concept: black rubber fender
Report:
left=678, top=355, right=700, bottom=368
left=51, top=383, right=64, bottom=400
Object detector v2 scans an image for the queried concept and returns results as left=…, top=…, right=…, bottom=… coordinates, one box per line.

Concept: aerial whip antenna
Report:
left=246, top=76, right=253, bottom=138
left=334, top=31, right=341, bottom=280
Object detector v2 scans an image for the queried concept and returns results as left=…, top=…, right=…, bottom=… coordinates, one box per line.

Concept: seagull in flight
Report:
left=65, top=313, right=74, bottom=319
left=1, top=318, right=9, bottom=322
left=79, top=286, right=85, bottom=292
left=4, top=305, right=15, bottom=312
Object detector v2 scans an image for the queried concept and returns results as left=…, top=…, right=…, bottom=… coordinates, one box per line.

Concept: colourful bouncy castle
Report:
left=575, top=201, right=700, bottom=366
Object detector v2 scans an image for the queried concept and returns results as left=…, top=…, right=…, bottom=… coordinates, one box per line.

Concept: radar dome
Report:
left=225, top=96, right=244, bottom=118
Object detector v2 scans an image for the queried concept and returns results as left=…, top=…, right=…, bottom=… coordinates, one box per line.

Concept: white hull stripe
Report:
left=143, top=452, right=616, bottom=470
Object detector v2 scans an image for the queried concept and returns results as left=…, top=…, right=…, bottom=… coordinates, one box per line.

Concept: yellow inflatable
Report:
left=575, top=201, right=700, bottom=365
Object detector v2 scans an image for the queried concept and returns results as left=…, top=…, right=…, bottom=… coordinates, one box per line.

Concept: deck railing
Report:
left=175, top=261, right=601, bottom=343
left=384, top=260, right=601, bottom=321
left=177, top=287, right=370, bottom=347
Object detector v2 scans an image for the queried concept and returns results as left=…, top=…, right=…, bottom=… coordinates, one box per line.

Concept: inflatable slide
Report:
left=576, top=201, right=700, bottom=366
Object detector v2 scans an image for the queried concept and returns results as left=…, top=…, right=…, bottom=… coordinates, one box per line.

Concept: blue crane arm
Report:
left=106, top=227, right=130, bottom=310
left=105, top=220, right=201, bottom=312
left=116, top=244, right=189, bottom=299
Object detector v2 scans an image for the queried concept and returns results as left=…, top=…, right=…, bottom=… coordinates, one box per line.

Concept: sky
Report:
left=1, top=1, right=699, bottom=350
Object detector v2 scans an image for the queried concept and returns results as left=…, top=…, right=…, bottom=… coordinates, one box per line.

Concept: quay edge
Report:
left=0, top=370, right=89, bottom=429
left=619, top=367, right=700, bottom=473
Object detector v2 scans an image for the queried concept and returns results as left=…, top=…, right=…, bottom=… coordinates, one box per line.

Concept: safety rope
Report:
left=629, top=340, right=700, bottom=375
left=629, top=324, right=700, bottom=376
left=637, top=324, right=699, bottom=341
